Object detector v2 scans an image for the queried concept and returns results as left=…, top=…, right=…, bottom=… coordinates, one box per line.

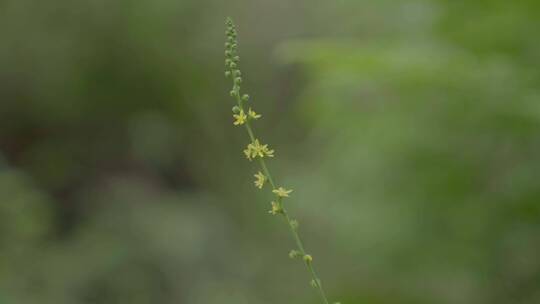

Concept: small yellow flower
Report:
left=254, top=171, right=266, bottom=189
left=233, top=110, right=247, bottom=125
left=251, top=139, right=274, bottom=158
left=273, top=187, right=292, bottom=198
left=248, top=108, right=261, bottom=119
left=244, top=139, right=274, bottom=160
left=268, top=201, right=283, bottom=215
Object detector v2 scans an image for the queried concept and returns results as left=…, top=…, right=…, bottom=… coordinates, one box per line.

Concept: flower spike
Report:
left=225, top=17, right=333, bottom=304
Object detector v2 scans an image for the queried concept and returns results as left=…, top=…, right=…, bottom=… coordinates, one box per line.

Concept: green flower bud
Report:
left=289, top=250, right=301, bottom=259
left=232, top=106, right=241, bottom=113
left=235, top=77, right=242, bottom=84
left=230, top=90, right=237, bottom=97
left=230, top=62, right=237, bottom=69
left=225, top=71, right=231, bottom=78
left=303, top=254, right=313, bottom=263
left=242, top=94, right=249, bottom=102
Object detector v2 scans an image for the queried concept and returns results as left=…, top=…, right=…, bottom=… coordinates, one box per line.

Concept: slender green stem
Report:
left=234, top=95, right=330, bottom=304
left=258, top=157, right=275, bottom=189
left=283, top=209, right=329, bottom=304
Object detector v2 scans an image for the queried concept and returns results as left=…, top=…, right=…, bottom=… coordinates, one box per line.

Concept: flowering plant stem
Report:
left=224, top=18, right=332, bottom=304
left=248, top=115, right=329, bottom=304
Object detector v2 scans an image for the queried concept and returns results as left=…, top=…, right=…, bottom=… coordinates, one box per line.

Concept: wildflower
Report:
left=268, top=201, right=283, bottom=215
left=248, top=108, right=261, bottom=119
left=251, top=139, right=274, bottom=158
left=254, top=171, right=266, bottom=189
left=244, top=139, right=274, bottom=160
left=273, top=187, right=292, bottom=198
left=233, top=110, right=247, bottom=125
left=226, top=18, right=333, bottom=304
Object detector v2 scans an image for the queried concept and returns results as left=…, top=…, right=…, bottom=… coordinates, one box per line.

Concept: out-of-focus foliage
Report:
left=0, top=0, right=539, bottom=304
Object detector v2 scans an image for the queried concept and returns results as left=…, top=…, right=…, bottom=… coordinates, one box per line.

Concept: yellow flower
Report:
left=273, top=187, right=292, bottom=198
left=248, top=108, right=261, bottom=119
left=233, top=110, right=247, bottom=125
left=243, top=139, right=274, bottom=160
left=268, top=201, right=283, bottom=215
left=254, top=171, right=266, bottom=189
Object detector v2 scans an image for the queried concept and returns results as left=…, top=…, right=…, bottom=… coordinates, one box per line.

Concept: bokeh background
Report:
left=1, top=0, right=540, bottom=303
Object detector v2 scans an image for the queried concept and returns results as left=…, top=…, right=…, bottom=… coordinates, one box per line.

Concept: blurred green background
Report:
left=1, top=0, right=539, bottom=303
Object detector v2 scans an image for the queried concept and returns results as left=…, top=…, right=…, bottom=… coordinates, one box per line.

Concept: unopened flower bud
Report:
left=289, top=250, right=301, bottom=259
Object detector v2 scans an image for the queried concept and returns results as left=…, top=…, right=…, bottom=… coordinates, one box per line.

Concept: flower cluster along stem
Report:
left=224, top=17, right=334, bottom=304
